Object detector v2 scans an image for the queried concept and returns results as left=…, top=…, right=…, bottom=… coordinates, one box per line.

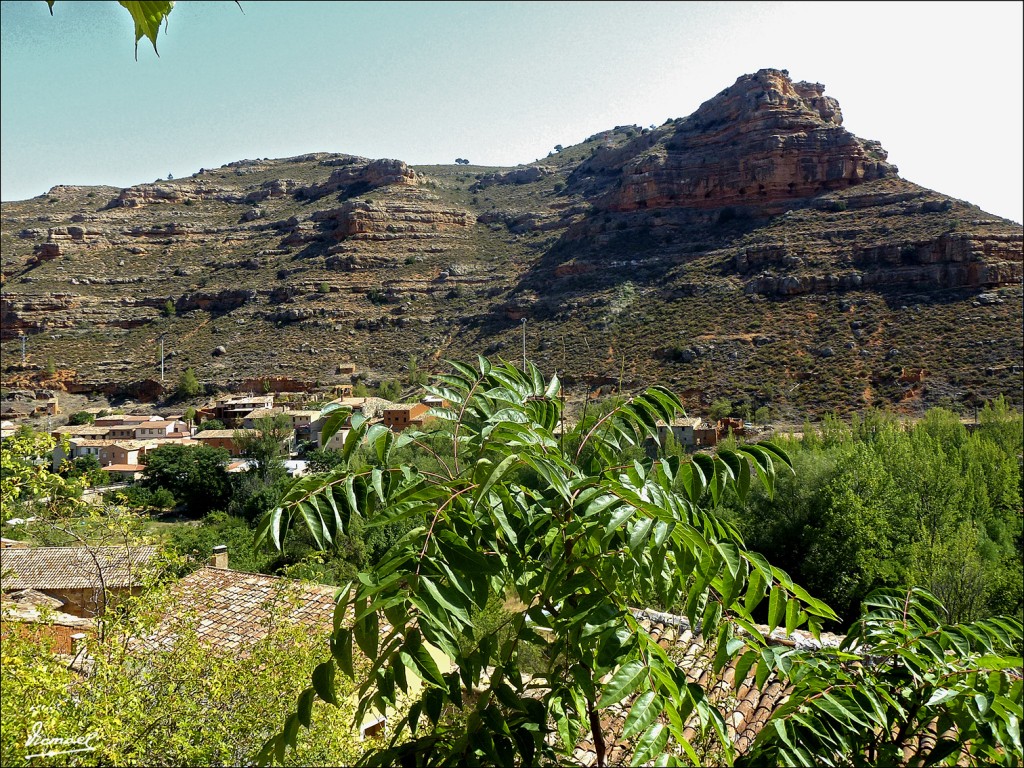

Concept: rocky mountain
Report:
left=2, top=69, right=1021, bottom=418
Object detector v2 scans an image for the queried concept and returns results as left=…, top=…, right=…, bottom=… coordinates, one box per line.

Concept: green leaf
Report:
left=925, top=688, right=958, bottom=707
left=117, top=0, right=175, bottom=59
left=400, top=630, right=446, bottom=688
left=296, top=688, right=315, bottom=729
left=767, top=587, right=786, bottom=633
left=622, top=691, right=660, bottom=738
left=331, top=627, right=353, bottom=678
left=311, top=660, right=337, bottom=706
left=785, top=594, right=801, bottom=636
left=631, top=723, right=668, bottom=767
left=734, top=649, right=758, bottom=691
left=598, top=659, right=647, bottom=708
left=318, top=406, right=352, bottom=447
left=354, top=610, right=378, bottom=659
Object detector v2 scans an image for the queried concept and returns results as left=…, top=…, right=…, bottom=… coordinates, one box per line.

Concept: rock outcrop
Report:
left=312, top=200, right=474, bottom=241
left=298, top=158, right=419, bottom=200
left=567, top=69, right=896, bottom=217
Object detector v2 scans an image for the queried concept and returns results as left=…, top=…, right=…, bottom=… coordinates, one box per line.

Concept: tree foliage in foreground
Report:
left=0, top=582, right=371, bottom=767
left=742, top=588, right=1023, bottom=767
left=257, top=358, right=836, bottom=766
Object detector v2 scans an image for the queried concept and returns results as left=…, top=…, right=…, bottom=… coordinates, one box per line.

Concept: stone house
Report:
left=212, top=395, right=275, bottom=427
left=95, top=414, right=162, bottom=429
left=152, top=548, right=442, bottom=739
left=383, top=403, right=431, bottom=432
left=1, top=593, right=96, bottom=654
left=0, top=545, right=158, bottom=618
left=194, top=429, right=244, bottom=457
left=100, top=464, right=145, bottom=482
left=241, top=407, right=285, bottom=430
left=52, top=424, right=112, bottom=441
left=655, top=417, right=703, bottom=449
left=134, top=420, right=187, bottom=440
left=98, top=440, right=147, bottom=468
left=695, top=422, right=719, bottom=447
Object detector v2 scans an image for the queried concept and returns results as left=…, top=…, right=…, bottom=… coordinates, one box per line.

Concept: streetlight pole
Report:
left=521, top=318, right=527, bottom=371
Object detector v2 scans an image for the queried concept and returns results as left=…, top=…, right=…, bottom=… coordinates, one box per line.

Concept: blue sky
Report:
left=1, top=1, right=1021, bottom=222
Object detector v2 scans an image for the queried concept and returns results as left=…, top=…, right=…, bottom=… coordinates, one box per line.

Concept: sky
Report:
left=1, top=1, right=1022, bottom=222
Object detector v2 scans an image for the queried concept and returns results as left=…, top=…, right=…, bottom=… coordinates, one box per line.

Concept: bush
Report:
left=376, top=380, right=402, bottom=401
left=709, top=398, right=733, bottom=420
left=177, top=367, right=201, bottom=399
left=67, top=411, right=95, bottom=426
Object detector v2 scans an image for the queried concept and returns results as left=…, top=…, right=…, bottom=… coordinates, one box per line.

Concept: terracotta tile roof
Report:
left=153, top=566, right=338, bottom=651
left=71, top=438, right=118, bottom=448
left=0, top=546, right=158, bottom=591
left=570, top=608, right=843, bottom=767
left=243, top=408, right=283, bottom=419
left=53, top=425, right=112, bottom=436
left=195, top=429, right=239, bottom=439
left=101, top=463, right=145, bottom=472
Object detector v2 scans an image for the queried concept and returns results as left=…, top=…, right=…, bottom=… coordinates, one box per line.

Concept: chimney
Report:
left=209, top=544, right=229, bottom=569
left=70, top=632, right=88, bottom=656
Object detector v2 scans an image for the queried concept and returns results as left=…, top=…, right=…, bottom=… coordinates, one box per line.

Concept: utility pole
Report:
left=21, top=334, right=26, bottom=366
left=521, top=318, right=527, bottom=371
left=159, top=334, right=166, bottom=384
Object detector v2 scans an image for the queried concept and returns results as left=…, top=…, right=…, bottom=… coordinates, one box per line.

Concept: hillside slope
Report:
left=2, top=69, right=1020, bottom=417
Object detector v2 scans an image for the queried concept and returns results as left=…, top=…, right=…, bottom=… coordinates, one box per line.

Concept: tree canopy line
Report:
left=2, top=362, right=1021, bottom=766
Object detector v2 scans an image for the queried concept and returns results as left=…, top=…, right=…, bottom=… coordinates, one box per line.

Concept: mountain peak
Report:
left=571, top=68, right=897, bottom=216
left=695, top=68, right=844, bottom=127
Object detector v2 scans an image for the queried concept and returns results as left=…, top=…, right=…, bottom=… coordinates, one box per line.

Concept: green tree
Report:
left=235, top=414, right=293, bottom=484
left=377, top=379, right=402, bottom=402
left=1, top=426, right=87, bottom=523
left=177, top=366, right=201, bottom=399
left=257, top=359, right=834, bottom=766
left=0, top=581, right=372, bottom=766
left=67, top=410, right=96, bottom=426
left=709, top=398, right=732, bottom=420
left=196, top=418, right=226, bottom=432
left=141, top=444, right=232, bottom=516
left=406, top=354, right=428, bottom=387
left=307, top=448, right=346, bottom=475
left=60, top=454, right=108, bottom=487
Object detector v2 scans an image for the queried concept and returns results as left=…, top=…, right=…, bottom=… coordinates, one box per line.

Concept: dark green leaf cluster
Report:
left=257, top=358, right=834, bottom=766
left=744, top=587, right=1023, bottom=767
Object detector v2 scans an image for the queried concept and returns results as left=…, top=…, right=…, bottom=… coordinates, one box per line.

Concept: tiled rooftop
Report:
left=0, top=546, right=158, bottom=591
left=153, top=566, right=338, bottom=651
left=571, top=608, right=844, bottom=766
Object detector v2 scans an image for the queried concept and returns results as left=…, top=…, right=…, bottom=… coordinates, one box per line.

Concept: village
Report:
left=1, top=367, right=753, bottom=488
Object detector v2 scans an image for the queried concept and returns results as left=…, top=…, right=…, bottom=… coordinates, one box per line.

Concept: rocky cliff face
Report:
left=1, top=71, right=1020, bottom=416
left=567, top=69, right=896, bottom=217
